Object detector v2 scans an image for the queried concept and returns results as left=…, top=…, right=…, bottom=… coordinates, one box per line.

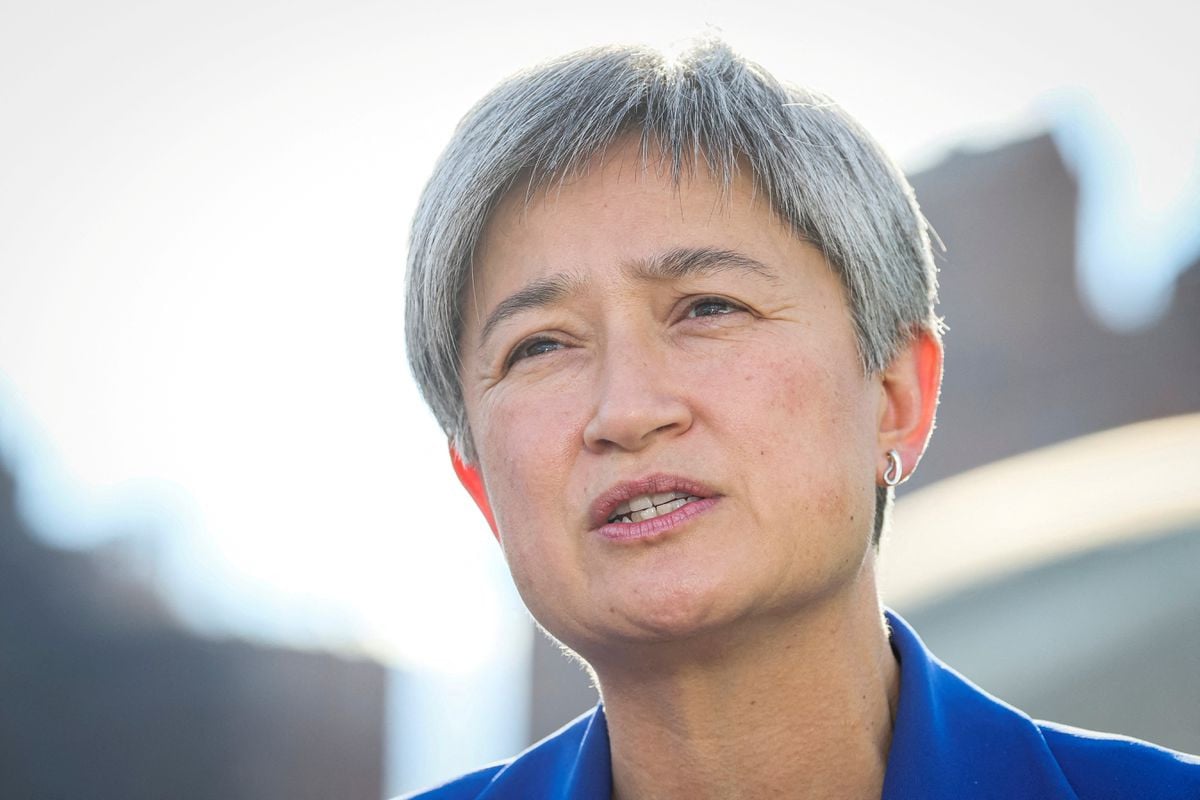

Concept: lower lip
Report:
left=594, top=497, right=720, bottom=543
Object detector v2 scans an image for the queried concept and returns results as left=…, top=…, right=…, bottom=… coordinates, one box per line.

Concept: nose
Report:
left=582, top=340, right=693, bottom=454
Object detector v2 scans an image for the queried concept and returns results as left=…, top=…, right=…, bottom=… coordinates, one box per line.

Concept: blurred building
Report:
left=524, top=132, right=1200, bottom=747
left=908, top=133, right=1200, bottom=490
left=0, top=455, right=386, bottom=800
left=882, top=413, right=1200, bottom=755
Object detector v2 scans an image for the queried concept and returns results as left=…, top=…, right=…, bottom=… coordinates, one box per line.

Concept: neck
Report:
left=595, top=562, right=898, bottom=800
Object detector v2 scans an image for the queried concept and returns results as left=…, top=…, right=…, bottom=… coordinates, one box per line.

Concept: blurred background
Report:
left=1, top=1, right=1197, bottom=797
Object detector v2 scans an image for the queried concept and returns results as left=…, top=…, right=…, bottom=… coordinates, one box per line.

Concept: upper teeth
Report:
left=608, top=492, right=701, bottom=524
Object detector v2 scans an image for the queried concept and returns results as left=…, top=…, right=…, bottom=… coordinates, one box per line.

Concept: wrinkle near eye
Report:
left=472, top=360, right=506, bottom=389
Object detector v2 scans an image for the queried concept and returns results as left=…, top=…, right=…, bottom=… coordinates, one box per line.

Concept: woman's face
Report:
left=458, top=141, right=889, bottom=661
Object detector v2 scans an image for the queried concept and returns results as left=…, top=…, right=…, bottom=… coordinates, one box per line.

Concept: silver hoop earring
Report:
left=883, top=449, right=903, bottom=487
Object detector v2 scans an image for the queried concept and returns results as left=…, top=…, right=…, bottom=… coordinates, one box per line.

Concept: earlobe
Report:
left=449, top=444, right=500, bottom=542
left=877, top=330, right=944, bottom=483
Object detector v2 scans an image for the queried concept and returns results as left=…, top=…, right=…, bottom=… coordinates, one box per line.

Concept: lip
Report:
left=588, top=473, right=720, bottom=542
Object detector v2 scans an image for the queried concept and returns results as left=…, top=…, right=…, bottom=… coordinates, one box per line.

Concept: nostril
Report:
left=582, top=395, right=693, bottom=454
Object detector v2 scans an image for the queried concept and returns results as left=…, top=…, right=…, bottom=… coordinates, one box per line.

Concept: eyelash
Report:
left=503, top=296, right=748, bottom=368
left=685, top=295, right=746, bottom=319
left=505, top=336, right=564, bottom=367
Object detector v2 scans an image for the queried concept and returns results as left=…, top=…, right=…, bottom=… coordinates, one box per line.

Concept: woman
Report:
left=402, top=39, right=1199, bottom=799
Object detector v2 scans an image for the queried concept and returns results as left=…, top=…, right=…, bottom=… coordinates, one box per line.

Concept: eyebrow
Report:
left=477, top=246, right=779, bottom=350
left=633, top=246, right=780, bottom=283
left=478, top=271, right=587, bottom=347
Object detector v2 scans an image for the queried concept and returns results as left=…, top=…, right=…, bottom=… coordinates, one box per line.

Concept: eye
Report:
left=506, top=336, right=564, bottom=367
left=685, top=296, right=745, bottom=319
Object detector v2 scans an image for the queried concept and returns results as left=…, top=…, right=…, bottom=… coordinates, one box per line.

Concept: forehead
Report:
left=469, top=139, right=796, bottom=300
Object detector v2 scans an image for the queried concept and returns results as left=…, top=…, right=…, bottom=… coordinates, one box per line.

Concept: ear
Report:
left=876, top=329, right=944, bottom=484
left=449, top=443, right=500, bottom=542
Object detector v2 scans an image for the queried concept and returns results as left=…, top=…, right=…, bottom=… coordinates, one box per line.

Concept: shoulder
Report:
left=883, top=610, right=1200, bottom=799
left=1037, top=720, right=1200, bottom=799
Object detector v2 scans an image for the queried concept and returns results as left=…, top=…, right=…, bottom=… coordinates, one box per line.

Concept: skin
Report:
left=456, top=137, right=943, bottom=800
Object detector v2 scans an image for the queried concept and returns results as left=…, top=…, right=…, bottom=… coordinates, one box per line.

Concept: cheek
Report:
left=474, top=386, right=587, bottom=535
left=694, top=340, right=875, bottom=521
left=475, top=397, right=588, bottom=630
left=691, top=342, right=830, bottom=444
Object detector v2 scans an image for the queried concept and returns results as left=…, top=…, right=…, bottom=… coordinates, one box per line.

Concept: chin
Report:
left=620, top=591, right=728, bottom=642
left=565, top=576, right=751, bottom=658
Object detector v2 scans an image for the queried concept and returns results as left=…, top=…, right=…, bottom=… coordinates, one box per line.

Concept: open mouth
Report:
left=589, top=474, right=717, bottom=533
left=606, top=491, right=704, bottom=524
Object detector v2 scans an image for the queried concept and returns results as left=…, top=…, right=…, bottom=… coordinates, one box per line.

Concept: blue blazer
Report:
left=405, top=611, right=1200, bottom=799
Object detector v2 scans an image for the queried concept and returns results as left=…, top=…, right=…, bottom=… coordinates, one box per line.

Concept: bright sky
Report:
left=1, top=0, right=1197, bottom=682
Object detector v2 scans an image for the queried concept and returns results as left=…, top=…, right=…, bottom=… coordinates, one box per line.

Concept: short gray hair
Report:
left=405, top=38, right=940, bottom=541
